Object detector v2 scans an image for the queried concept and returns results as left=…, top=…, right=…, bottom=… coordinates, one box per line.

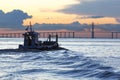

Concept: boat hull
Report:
left=0, top=47, right=67, bottom=52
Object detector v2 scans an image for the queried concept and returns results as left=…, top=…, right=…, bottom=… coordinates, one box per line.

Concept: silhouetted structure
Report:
left=19, top=23, right=61, bottom=50
left=0, top=31, right=120, bottom=38
left=91, top=22, right=95, bottom=38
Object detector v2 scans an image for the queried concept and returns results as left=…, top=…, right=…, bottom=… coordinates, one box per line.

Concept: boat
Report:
left=0, top=22, right=65, bottom=52
left=19, top=22, right=63, bottom=50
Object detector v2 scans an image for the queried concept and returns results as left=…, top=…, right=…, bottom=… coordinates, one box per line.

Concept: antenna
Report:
left=29, top=21, right=32, bottom=31
left=25, top=25, right=29, bottom=31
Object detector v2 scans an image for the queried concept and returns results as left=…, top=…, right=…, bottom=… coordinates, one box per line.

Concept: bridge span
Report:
left=0, top=31, right=120, bottom=38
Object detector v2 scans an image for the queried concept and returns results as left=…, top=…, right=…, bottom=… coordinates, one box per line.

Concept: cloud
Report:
left=58, top=0, right=120, bottom=18
left=76, top=16, right=105, bottom=19
left=97, top=24, right=120, bottom=32
left=116, top=18, right=120, bottom=23
left=0, top=10, right=32, bottom=29
left=32, top=21, right=120, bottom=32
left=33, top=21, right=87, bottom=31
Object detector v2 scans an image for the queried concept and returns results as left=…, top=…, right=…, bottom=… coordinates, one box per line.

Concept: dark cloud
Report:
left=33, top=21, right=87, bottom=31
left=97, top=24, right=120, bottom=32
left=0, top=10, right=32, bottom=29
left=33, top=21, right=120, bottom=32
left=116, top=18, right=120, bottom=23
left=58, top=0, right=120, bottom=18
left=77, top=16, right=105, bottom=19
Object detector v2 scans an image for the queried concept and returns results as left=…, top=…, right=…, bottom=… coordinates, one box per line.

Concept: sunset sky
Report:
left=0, top=0, right=120, bottom=25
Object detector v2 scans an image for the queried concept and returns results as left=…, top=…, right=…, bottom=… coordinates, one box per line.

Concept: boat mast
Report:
left=29, top=21, right=33, bottom=32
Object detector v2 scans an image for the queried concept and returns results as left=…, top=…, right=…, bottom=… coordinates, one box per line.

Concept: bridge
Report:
left=0, top=32, right=75, bottom=38
left=0, top=31, right=120, bottom=38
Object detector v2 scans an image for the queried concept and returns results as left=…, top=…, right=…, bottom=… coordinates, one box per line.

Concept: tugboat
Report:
left=0, top=22, right=65, bottom=52
left=19, top=22, right=61, bottom=50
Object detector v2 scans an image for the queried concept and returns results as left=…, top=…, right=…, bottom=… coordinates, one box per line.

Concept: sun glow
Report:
left=0, top=0, right=78, bottom=12
left=78, top=17, right=118, bottom=24
left=0, top=0, right=119, bottom=25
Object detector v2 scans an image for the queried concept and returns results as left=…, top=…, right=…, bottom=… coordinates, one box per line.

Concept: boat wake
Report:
left=0, top=50, right=120, bottom=80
